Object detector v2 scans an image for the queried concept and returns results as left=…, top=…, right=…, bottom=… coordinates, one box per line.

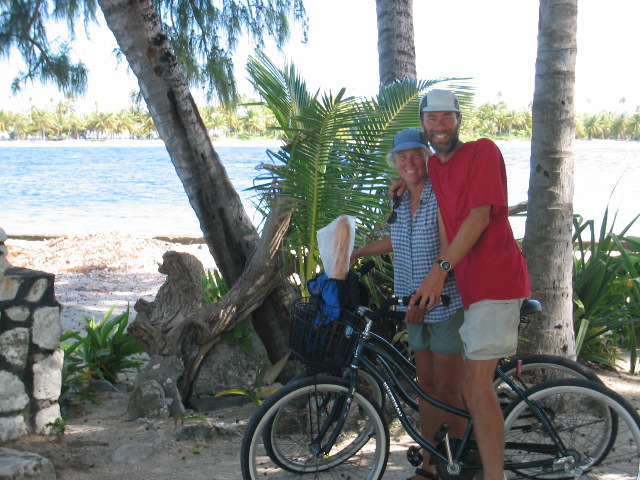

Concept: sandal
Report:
left=410, top=467, right=438, bottom=480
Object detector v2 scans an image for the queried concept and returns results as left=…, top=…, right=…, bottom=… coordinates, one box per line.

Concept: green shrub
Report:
left=201, top=269, right=229, bottom=304
left=221, top=320, right=254, bottom=351
left=60, top=306, right=146, bottom=401
left=573, top=209, right=640, bottom=372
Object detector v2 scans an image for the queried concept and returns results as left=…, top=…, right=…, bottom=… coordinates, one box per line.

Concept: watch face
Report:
left=439, top=260, right=451, bottom=272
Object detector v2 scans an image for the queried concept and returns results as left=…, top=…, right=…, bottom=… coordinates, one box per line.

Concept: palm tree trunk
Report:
left=375, top=0, right=417, bottom=86
left=521, top=0, right=578, bottom=358
left=98, top=0, right=294, bottom=378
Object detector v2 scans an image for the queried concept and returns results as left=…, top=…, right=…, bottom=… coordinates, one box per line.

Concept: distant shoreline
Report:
left=7, top=233, right=207, bottom=245
left=0, top=138, right=283, bottom=148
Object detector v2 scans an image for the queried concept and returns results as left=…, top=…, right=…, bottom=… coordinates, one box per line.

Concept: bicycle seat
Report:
left=520, top=299, right=542, bottom=317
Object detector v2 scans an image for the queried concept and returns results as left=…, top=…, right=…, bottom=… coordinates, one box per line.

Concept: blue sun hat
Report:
left=390, top=128, right=428, bottom=153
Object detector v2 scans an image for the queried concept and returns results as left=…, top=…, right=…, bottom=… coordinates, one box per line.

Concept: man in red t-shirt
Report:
left=408, top=89, right=531, bottom=480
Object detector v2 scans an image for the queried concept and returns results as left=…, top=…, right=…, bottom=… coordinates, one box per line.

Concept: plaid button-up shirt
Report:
left=390, top=182, right=463, bottom=324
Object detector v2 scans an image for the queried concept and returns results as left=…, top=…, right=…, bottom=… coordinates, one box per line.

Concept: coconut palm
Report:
left=628, top=108, right=640, bottom=140
left=29, top=106, right=54, bottom=139
left=0, top=110, right=9, bottom=133
left=611, top=113, right=630, bottom=140
left=522, top=0, right=578, bottom=359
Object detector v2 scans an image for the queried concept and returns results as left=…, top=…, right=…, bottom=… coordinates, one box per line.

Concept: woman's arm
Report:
left=350, top=235, right=392, bottom=265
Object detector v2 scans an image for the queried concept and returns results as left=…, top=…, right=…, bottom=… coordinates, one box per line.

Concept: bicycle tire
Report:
left=262, top=373, right=380, bottom=471
left=494, top=354, right=601, bottom=407
left=240, top=375, right=390, bottom=479
left=289, top=368, right=385, bottom=409
left=503, top=378, right=640, bottom=479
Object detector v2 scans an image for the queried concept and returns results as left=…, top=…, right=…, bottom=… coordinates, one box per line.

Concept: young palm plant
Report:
left=246, top=51, right=470, bottom=295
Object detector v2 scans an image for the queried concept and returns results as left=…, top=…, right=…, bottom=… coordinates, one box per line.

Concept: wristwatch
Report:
left=437, top=259, right=452, bottom=272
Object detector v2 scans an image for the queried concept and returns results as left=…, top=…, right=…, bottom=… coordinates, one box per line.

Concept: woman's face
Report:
left=394, top=148, right=428, bottom=187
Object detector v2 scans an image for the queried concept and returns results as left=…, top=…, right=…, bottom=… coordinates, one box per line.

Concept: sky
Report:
left=2, top=0, right=639, bottom=115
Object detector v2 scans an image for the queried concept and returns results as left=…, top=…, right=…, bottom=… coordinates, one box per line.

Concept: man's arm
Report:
left=388, top=178, right=407, bottom=198
left=408, top=205, right=491, bottom=310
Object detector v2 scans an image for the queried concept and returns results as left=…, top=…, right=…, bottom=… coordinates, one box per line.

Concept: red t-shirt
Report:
left=428, top=138, right=531, bottom=308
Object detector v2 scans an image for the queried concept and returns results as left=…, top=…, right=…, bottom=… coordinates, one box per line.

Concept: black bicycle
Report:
left=286, top=285, right=602, bottom=414
left=240, top=296, right=640, bottom=479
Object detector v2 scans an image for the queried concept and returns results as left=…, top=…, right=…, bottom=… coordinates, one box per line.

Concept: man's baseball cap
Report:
left=419, top=89, right=461, bottom=113
left=390, top=128, right=428, bottom=153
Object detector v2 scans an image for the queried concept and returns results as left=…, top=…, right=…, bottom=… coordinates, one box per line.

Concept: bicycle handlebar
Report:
left=359, top=294, right=451, bottom=323
left=356, top=259, right=376, bottom=278
left=352, top=261, right=450, bottom=323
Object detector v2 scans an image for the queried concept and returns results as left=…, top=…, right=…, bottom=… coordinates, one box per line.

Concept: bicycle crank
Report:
left=434, top=439, right=479, bottom=480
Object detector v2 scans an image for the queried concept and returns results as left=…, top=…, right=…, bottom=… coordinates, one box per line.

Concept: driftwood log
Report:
left=509, top=201, right=528, bottom=216
left=130, top=197, right=294, bottom=399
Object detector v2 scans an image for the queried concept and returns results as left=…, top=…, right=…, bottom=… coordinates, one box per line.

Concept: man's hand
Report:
left=406, top=267, right=447, bottom=323
left=404, top=301, right=427, bottom=324
left=389, top=178, right=407, bottom=198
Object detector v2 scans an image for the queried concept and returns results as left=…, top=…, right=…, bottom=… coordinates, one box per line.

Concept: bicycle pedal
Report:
left=407, top=445, right=423, bottom=466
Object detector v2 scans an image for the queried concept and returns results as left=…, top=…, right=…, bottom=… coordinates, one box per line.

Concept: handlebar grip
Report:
left=357, top=259, right=375, bottom=278
left=385, top=311, right=406, bottom=320
left=401, top=294, right=451, bottom=307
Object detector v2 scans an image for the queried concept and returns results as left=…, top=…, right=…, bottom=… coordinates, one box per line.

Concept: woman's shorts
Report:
left=406, top=308, right=464, bottom=354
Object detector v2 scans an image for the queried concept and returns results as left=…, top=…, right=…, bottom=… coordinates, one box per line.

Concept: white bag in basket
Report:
left=316, top=215, right=356, bottom=280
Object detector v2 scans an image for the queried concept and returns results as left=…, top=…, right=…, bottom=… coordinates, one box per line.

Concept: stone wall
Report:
left=0, top=267, right=63, bottom=441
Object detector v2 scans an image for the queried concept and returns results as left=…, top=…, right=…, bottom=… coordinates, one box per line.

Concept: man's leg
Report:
left=458, top=299, right=522, bottom=480
left=461, top=358, right=503, bottom=480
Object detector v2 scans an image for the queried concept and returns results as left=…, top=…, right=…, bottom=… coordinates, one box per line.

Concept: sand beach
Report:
left=1, top=231, right=639, bottom=479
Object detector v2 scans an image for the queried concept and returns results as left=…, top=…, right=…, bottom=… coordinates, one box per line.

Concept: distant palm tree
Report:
left=240, top=107, right=265, bottom=136
left=611, top=113, right=630, bottom=139
left=629, top=109, right=640, bottom=140
left=28, top=106, right=51, bottom=139
left=9, top=112, right=30, bottom=140
left=583, top=114, right=604, bottom=139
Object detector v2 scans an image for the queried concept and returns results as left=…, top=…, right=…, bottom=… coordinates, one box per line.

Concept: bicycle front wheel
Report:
left=503, top=378, right=640, bottom=479
left=240, top=375, right=389, bottom=479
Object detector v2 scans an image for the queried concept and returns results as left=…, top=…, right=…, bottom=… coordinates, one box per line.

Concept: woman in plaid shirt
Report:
left=350, top=128, right=465, bottom=480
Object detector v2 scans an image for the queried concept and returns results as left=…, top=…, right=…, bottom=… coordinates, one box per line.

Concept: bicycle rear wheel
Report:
left=240, top=375, right=389, bottom=479
left=494, top=354, right=601, bottom=407
left=503, top=378, right=640, bottom=479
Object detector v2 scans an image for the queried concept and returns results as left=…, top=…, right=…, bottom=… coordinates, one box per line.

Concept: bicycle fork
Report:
left=307, top=378, right=358, bottom=457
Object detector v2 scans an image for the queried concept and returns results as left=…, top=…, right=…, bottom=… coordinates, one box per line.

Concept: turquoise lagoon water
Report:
left=1, top=139, right=638, bottom=238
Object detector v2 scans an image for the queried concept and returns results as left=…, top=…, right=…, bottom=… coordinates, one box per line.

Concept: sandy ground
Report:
left=2, top=234, right=639, bottom=479
left=5, top=233, right=218, bottom=332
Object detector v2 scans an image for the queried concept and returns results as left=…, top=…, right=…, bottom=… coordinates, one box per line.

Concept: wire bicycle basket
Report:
left=289, top=298, right=366, bottom=373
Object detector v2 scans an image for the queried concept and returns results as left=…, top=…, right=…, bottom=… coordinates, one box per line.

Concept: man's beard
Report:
left=429, top=128, right=460, bottom=155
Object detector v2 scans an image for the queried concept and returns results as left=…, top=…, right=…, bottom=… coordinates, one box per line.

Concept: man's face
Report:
left=393, top=148, right=427, bottom=187
left=421, top=111, right=461, bottom=155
